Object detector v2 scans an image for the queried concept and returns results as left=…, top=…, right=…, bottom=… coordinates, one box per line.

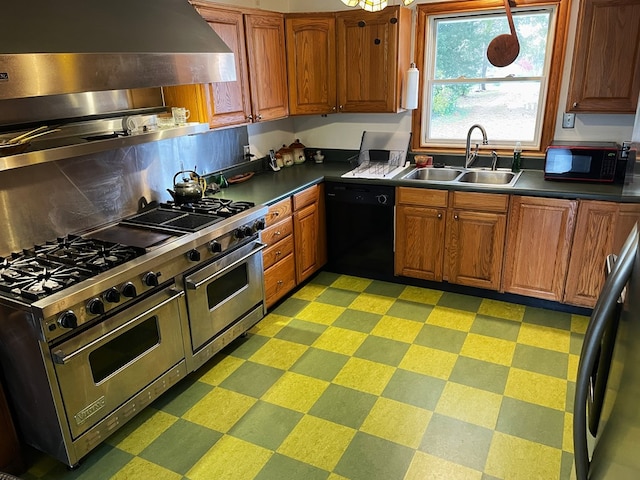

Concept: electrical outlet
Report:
left=562, top=113, right=575, bottom=128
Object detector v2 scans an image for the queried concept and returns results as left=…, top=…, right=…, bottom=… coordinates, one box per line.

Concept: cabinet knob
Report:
left=275, top=251, right=282, bottom=257
left=454, top=214, right=459, bottom=220
left=358, top=20, right=366, bottom=27
left=275, top=231, right=281, bottom=236
left=247, top=114, right=253, bottom=121
left=332, top=106, right=337, bottom=112
left=339, top=105, right=343, bottom=111
left=437, top=212, right=443, bottom=219
left=257, top=114, right=263, bottom=120
left=277, top=280, right=284, bottom=286
left=573, top=102, right=578, bottom=108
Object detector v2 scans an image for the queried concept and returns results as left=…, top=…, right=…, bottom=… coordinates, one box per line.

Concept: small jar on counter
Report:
left=277, top=144, right=294, bottom=167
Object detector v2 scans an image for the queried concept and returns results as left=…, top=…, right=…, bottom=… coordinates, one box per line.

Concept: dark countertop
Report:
left=208, top=161, right=637, bottom=206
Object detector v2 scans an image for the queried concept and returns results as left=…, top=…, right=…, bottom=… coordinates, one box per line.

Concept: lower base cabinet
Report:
left=564, top=200, right=640, bottom=308
left=0, top=381, right=23, bottom=475
left=503, top=196, right=578, bottom=302
left=263, top=184, right=327, bottom=309
left=395, top=188, right=507, bottom=290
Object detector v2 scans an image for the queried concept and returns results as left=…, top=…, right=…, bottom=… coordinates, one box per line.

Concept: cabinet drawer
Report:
left=262, top=217, right=293, bottom=246
left=266, top=198, right=292, bottom=227
left=451, top=191, right=509, bottom=213
left=264, top=253, right=296, bottom=308
left=397, top=187, right=448, bottom=208
left=293, top=184, right=319, bottom=210
left=263, top=234, right=294, bottom=270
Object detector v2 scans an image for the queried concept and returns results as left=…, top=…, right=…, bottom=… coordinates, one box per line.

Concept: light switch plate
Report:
left=562, top=113, right=575, bottom=128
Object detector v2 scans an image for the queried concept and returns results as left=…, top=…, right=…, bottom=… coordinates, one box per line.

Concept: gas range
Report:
left=0, top=197, right=265, bottom=341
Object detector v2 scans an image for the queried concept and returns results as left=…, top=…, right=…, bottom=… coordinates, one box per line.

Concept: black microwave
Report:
left=544, top=142, right=626, bottom=183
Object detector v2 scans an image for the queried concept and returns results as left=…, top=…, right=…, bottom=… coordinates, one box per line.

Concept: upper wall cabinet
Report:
left=286, top=14, right=337, bottom=115
left=286, top=7, right=411, bottom=115
left=338, top=6, right=411, bottom=113
left=566, top=0, right=640, bottom=113
left=163, top=3, right=288, bottom=129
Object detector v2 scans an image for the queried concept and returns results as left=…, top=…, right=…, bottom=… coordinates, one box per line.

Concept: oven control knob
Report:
left=86, top=298, right=105, bottom=316
left=234, top=228, right=246, bottom=239
left=58, top=310, right=78, bottom=329
left=254, top=219, right=266, bottom=231
left=143, top=271, right=160, bottom=287
left=104, top=287, right=121, bottom=303
left=243, top=226, right=253, bottom=237
left=121, top=282, right=137, bottom=298
left=187, top=249, right=201, bottom=262
left=209, top=240, right=222, bottom=253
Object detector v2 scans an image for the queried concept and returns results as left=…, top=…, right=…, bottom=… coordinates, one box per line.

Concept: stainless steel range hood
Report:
left=0, top=0, right=235, bottom=100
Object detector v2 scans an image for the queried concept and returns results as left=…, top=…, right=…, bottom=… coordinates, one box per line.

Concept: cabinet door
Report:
left=286, top=14, right=337, bottom=115
left=503, top=196, right=578, bottom=302
left=446, top=210, right=506, bottom=291
left=244, top=12, right=289, bottom=122
left=197, top=6, right=252, bottom=127
left=336, top=6, right=410, bottom=113
left=564, top=200, right=618, bottom=307
left=566, top=0, right=640, bottom=113
left=294, top=202, right=319, bottom=283
left=613, top=203, right=640, bottom=252
left=164, top=5, right=252, bottom=129
left=395, top=205, right=446, bottom=281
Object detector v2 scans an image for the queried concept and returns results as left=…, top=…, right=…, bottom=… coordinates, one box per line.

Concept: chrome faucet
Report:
left=465, top=124, right=489, bottom=169
left=491, top=150, right=499, bottom=170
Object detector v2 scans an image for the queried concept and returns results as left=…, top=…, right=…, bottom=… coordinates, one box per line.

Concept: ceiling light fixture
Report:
left=341, top=0, right=416, bottom=11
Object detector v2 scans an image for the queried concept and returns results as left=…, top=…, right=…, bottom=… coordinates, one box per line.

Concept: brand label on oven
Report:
left=75, top=396, right=106, bottom=426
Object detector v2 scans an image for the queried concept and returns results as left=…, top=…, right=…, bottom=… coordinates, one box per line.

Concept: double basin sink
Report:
left=401, top=167, right=522, bottom=187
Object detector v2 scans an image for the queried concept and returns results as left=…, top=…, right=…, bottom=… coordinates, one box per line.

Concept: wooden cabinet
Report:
left=164, top=4, right=288, bottom=129
left=286, top=7, right=410, bottom=115
left=263, top=184, right=327, bottom=309
left=445, top=191, right=508, bottom=291
left=566, top=0, right=640, bottom=113
left=395, top=188, right=507, bottom=290
left=263, top=198, right=295, bottom=309
left=564, top=200, right=640, bottom=307
left=395, top=187, right=447, bottom=281
left=293, top=184, right=327, bottom=283
left=285, top=14, right=337, bottom=115
left=564, top=200, right=618, bottom=307
left=336, top=6, right=411, bottom=113
left=244, top=11, right=289, bottom=122
left=503, top=196, right=578, bottom=302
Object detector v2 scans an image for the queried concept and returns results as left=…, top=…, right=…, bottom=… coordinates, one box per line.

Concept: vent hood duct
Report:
left=0, top=0, right=236, bottom=101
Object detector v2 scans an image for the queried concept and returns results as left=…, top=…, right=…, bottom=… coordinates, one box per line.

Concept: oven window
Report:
left=207, top=264, right=248, bottom=310
left=88, top=316, right=160, bottom=383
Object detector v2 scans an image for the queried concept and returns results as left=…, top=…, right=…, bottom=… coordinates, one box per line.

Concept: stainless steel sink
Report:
left=457, top=170, right=521, bottom=186
left=402, top=168, right=463, bottom=182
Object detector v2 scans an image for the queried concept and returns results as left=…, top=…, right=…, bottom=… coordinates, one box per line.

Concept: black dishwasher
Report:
left=325, top=182, right=395, bottom=280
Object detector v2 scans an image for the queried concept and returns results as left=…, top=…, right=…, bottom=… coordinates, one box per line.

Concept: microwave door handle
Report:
left=573, top=228, right=638, bottom=480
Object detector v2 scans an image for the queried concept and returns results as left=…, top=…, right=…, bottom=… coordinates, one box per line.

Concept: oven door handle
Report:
left=186, top=242, right=266, bottom=290
left=52, top=289, right=185, bottom=365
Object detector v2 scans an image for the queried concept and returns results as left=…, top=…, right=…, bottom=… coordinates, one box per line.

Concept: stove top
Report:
left=0, top=197, right=258, bottom=304
left=0, top=236, right=145, bottom=301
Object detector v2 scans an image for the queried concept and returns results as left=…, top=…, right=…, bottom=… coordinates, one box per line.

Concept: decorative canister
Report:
left=289, top=139, right=306, bottom=164
left=278, top=144, right=294, bottom=167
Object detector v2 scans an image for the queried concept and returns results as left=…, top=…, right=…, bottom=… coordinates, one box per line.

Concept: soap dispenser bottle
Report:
left=512, top=141, right=522, bottom=173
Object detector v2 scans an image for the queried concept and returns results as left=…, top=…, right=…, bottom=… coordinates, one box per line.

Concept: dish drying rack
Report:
left=345, top=149, right=407, bottom=178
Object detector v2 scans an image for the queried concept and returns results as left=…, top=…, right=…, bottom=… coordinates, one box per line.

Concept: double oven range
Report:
left=0, top=197, right=267, bottom=467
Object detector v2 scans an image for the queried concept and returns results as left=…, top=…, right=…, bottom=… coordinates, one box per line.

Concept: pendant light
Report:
left=341, top=0, right=415, bottom=9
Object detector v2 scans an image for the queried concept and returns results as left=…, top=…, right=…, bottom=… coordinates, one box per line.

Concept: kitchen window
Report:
left=413, top=0, right=570, bottom=153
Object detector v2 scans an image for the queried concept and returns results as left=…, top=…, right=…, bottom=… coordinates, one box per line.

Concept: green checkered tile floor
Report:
left=23, top=272, right=588, bottom=480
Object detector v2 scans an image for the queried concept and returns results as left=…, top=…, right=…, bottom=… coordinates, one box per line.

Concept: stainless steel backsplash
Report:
left=0, top=127, right=248, bottom=256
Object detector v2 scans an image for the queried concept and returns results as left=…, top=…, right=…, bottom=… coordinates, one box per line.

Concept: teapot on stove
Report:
left=167, top=170, right=205, bottom=205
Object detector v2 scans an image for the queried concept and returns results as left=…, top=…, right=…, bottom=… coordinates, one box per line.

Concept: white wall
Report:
left=217, top=0, right=635, bottom=152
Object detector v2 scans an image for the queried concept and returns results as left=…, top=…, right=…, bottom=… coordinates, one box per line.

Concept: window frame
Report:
left=411, top=0, right=571, bottom=156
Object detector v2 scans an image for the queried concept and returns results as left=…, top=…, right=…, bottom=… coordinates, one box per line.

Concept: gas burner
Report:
left=0, top=259, right=91, bottom=301
left=158, top=198, right=255, bottom=218
left=39, top=236, right=145, bottom=273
